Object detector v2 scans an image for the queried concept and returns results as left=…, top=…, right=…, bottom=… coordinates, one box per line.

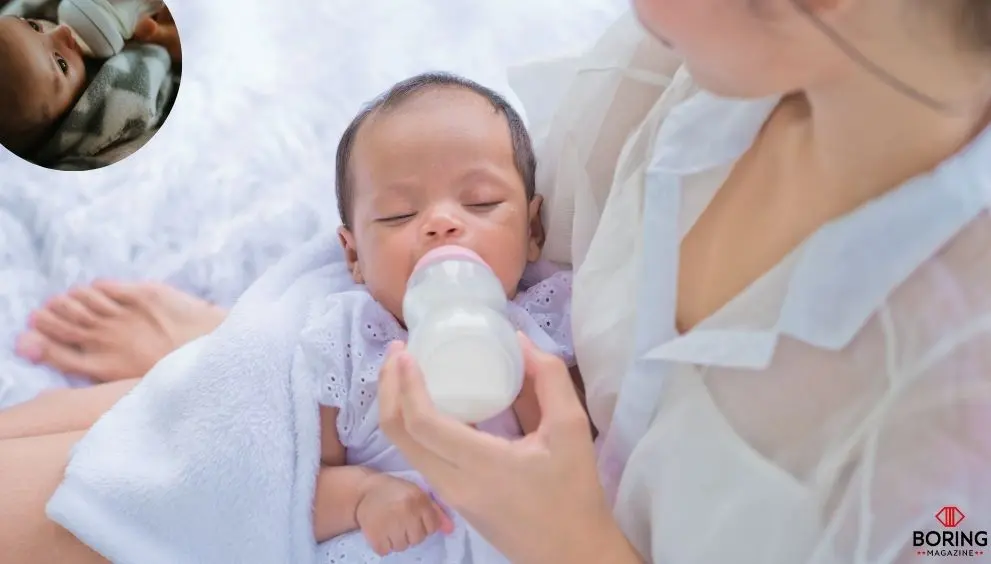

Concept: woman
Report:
left=2, top=1, right=990, bottom=563
left=378, top=1, right=991, bottom=564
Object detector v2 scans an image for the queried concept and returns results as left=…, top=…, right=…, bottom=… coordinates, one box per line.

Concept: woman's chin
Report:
left=683, top=64, right=782, bottom=100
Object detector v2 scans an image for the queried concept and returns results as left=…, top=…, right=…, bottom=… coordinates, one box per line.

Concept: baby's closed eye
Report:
left=466, top=201, right=502, bottom=210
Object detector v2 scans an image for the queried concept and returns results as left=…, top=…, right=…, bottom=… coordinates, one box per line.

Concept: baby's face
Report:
left=340, top=89, right=542, bottom=323
left=0, top=16, right=87, bottom=131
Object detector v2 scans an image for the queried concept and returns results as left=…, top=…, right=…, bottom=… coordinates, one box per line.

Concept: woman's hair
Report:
left=962, top=0, right=991, bottom=50
left=788, top=0, right=991, bottom=112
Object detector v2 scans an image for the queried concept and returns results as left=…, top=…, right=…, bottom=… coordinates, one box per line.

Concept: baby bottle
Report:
left=403, top=245, right=524, bottom=424
left=57, top=0, right=165, bottom=58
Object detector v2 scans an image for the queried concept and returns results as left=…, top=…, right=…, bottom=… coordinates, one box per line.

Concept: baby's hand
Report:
left=355, top=473, right=453, bottom=556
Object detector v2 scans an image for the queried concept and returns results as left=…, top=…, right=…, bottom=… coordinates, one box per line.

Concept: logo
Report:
left=913, top=506, right=987, bottom=558
left=939, top=507, right=968, bottom=528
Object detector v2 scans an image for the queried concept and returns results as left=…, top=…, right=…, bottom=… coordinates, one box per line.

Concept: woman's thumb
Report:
left=517, top=332, right=585, bottom=430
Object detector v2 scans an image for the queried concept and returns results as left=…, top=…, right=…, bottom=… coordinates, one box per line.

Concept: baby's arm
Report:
left=313, top=406, right=377, bottom=542
left=313, top=406, right=453, bottom=552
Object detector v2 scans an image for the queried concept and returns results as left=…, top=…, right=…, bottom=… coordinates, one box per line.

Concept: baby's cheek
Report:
left=488, top=246, right=530, bottom=298
left=360, top=246, right=412, bottom=313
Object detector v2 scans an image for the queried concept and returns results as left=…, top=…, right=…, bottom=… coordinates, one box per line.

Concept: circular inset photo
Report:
left=0, top=0, right=181, bottom=171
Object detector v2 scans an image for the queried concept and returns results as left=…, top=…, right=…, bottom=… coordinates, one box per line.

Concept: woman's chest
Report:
left=673, top=144, right=850, bottom=334
left=613, top=352, right=881, bottom=564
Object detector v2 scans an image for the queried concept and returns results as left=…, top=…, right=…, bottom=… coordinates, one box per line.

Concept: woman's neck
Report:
left=785, top=50, right=991, bottom=205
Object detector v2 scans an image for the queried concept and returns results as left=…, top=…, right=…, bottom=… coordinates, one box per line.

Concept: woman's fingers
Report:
left=394, top=350, right=511, bottom=467
left=518, top=333, right=589, bottom=439
left=377, top=341, right=405, bottom=413
left=378, top=343, right=461, bottom=484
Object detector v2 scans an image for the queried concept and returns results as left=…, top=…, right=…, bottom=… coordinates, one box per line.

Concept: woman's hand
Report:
left=132, top=7, right=181, bottom=62
left=379, top=334, right=642, bottom=564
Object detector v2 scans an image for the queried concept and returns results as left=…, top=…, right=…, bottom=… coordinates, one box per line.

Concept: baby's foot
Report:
left=16, top=281, right=227, bottom=382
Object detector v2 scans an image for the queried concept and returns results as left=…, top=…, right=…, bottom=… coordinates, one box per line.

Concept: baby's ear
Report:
left=526, top=195, right=544, bottom=262
left=337, top=226, right=364, bottom=284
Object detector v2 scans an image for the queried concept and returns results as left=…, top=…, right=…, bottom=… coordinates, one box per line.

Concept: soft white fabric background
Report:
left=0, top=0, right=626, bottom=407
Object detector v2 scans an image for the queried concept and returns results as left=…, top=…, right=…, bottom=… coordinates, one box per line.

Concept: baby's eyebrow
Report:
left=456, top=167, right=515, bottom=189
left=376, top=180, right=419, bottom=196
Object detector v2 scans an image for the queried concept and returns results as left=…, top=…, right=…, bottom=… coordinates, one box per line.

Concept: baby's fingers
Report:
left=364, top=529, right=392, bottom=556
left=420, top=502, right=445, bottom=537
left=388, top=525, right=411, bottom=554
left=432, top=501, right=455, bottom=534
left=405, top=515, right=429, bottom=548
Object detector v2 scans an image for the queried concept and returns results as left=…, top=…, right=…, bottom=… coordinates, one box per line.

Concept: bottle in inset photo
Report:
left=58, top=0, right=164, bottom=58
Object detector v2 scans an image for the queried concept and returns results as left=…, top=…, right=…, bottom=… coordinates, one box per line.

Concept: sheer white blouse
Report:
left=512, top=11, right=991, bottom=564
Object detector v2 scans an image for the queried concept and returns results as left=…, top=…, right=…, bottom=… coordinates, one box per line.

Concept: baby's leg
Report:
left=0, top=379, right=137, bottom=440
left=0, top=431, right=108, bottom=563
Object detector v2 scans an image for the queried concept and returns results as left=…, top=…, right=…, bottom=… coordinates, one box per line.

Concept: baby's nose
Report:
left=422, top=211, right=465, bottom=239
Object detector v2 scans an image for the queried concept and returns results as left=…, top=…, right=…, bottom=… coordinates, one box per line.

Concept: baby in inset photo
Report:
left=0, top=0, right=181, bottom=169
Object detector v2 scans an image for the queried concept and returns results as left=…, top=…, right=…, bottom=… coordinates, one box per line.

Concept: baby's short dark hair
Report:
left=335, top=72, right=536, bottom=229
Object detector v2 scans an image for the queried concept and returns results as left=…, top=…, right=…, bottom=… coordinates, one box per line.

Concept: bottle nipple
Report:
left=67, top=26, right=95, bottom=57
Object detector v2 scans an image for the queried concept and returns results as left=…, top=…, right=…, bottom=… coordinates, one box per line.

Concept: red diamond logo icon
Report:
left=936, top=506, right=965, bottom=528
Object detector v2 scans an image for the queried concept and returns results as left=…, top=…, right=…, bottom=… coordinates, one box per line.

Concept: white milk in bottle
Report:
left=403, top=245, right=523, bottom=424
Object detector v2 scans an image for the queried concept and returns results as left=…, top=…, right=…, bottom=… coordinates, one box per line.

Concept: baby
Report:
left=300, top=72, right=576, bottom=562
left=0, top=15, right=87, bottom=157
left=0, top=6, right=178, bottom=159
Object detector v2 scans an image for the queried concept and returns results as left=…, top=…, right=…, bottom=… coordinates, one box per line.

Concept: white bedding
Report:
left=0, top=0, right=626, bottom=407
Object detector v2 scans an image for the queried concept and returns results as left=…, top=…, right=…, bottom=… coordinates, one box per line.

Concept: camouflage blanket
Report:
left=1, top=0, right=178, bottom=169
